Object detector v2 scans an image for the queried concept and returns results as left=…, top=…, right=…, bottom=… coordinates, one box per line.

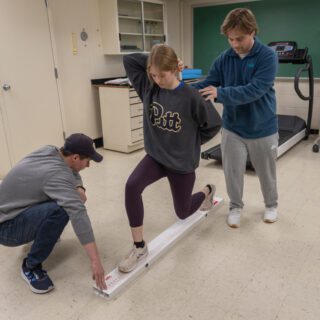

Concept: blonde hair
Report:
left=147, top=44, right=178, bottom=81
left=220, top=8, right=259, bottom=36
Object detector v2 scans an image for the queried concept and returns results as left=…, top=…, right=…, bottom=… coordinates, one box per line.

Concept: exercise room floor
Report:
left=1, top=135, right=320, bottom=320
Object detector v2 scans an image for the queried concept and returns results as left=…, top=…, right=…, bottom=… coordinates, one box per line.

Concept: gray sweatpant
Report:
left=221, top=128, right=278, bottom=210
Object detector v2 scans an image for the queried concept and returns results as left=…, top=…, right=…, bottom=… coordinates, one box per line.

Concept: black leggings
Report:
left=125, top=154, right=205, bottom=227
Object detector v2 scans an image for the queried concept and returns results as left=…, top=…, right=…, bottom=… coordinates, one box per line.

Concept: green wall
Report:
left=193, top=0, right=320, bottom=77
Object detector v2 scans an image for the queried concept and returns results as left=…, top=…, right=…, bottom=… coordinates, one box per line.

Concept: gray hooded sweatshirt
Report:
left=0, top=145, right=94, bottom=244
left=123, top=53, right=222, bottom=173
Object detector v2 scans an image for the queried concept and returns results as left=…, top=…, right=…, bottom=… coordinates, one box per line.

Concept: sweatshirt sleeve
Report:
left=123, top=53, right=150, bottom=101
left=72, top=170, right=83, bottom=188
left=193, top=96, right=222, bottom=145
left=43, top=172, right=95, bottom=245
left=217, top=50, right=278, bottom=105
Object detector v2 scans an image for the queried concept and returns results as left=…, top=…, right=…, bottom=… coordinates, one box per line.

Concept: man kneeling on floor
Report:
left=0, top=133, right=107, bottom=294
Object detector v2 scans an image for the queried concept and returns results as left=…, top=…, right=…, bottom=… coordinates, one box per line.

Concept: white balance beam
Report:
left=93, top=196, right=223, bottom=299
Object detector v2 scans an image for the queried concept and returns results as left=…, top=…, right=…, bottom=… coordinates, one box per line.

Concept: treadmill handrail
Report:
left=293, top=55, right=314, bottom=137
left=294, top=66, right=311, bottom=100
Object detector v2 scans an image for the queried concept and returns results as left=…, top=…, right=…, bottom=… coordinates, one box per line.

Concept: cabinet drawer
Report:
left=130, top=103, right=143, bottom=117
left=131, top=128, right=144, bottom=143
left=130, top=96, right=142, bottom=104
left=129, top=90, right=139, bottom=98
left=131, top=116, right=143, bottom=130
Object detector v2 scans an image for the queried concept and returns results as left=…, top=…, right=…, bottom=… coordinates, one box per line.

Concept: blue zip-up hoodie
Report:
left=193, top=38, right=278, bottom=139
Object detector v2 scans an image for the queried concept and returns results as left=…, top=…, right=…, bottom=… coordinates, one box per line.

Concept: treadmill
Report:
left=201, top=41, right=314, bottom=167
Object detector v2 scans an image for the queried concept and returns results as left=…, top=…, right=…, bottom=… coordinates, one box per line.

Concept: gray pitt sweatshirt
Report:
left=0, top=146, right=94, bottom=244
left=124, top=53, right=222, bottom=173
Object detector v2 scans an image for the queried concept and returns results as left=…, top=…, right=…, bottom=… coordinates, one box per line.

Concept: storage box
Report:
left=182, top=68, right=202, bottom=80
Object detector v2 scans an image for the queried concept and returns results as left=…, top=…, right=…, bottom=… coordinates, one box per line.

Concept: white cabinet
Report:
left=99, top=0, right=166, bottom=54
left=98, top=85, right=144, bottom=153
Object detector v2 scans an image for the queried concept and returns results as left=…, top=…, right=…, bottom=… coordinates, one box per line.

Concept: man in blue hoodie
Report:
left=192, top=8, right=279, bottom=228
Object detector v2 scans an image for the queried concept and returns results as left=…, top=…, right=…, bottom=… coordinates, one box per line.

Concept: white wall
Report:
left=163, top=0, right=182, bottom=57
left=49, top=0, right=125, bottom=140
left=275, top=79, right=320, bottom=129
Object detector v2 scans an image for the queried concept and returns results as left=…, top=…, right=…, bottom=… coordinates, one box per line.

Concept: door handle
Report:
left=2, top=84, right=11, bottom=91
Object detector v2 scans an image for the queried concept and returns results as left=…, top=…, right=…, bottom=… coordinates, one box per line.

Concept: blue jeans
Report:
left=0, top=201, right=69, bottom=268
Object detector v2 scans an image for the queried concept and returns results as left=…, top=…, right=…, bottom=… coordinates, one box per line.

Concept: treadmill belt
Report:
left=278, top=114, right=306, bottom=144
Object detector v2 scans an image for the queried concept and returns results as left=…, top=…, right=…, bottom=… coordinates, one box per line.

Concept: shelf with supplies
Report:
left=99, top=0, right=166, bottom=54
left=120, top=32, right=143, bottom=36
left=118, top=15, right=141, bottom=20
left=145, top=34, right=165, bottom=37
left=144, top=18, right=163, bottom=22
left=92, top=78, right=144, bottom=153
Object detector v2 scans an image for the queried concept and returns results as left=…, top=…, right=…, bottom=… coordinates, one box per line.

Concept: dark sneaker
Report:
left=21, top=258, right=54, bottom=294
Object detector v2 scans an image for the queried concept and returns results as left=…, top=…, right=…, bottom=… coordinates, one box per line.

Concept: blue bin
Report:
left=182, top=68, right=202, bottom=80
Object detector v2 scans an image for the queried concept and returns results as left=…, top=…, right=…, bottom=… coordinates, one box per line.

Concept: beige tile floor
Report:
left=1, top=135, right=320, bottom=320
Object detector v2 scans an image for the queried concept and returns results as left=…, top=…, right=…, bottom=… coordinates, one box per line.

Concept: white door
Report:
left=0, top=0, right=64, bottom=164
left=0, top=109, right=11, bottom=177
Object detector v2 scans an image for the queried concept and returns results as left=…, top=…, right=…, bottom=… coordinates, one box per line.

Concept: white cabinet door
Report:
left=0, top=0, right=64, bottom=164
left=0, top=110, right=11, bottom=178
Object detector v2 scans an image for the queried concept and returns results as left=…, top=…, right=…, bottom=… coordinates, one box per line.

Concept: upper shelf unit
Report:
left=99, top=0, right=166, bottom=54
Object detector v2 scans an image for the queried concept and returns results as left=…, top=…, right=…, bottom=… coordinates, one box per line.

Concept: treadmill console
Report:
left=268, top=41, right=308, bottom=64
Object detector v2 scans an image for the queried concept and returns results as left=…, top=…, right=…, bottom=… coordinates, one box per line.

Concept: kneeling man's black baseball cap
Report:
left=64, top=133, right=103, bottom=162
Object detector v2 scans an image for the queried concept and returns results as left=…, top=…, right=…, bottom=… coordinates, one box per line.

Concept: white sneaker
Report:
left=264, top=207, right=278, bottom=223
left=118, top=244, right=148, bottom=273
left=200, top=184, right=216, bottom=211
left=227, top=208, right=241, bottom=228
